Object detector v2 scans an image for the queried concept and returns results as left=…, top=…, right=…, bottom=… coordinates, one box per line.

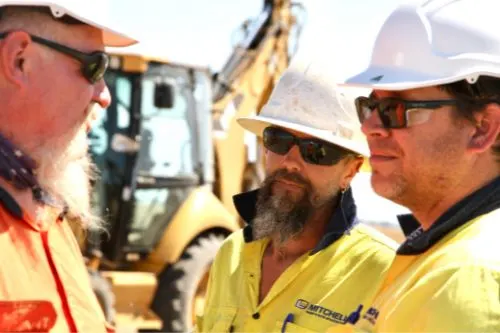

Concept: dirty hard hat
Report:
left=0, top=0, right=137, bottom=46
left=237, top=54, right=369, bottom=156
left=343, top=0, right=500, bottom=91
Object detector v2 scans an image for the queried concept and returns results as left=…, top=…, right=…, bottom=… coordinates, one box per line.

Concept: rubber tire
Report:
left=88, top=269, right=116, bottom=325
left=151, top=233, right=226, bottom=332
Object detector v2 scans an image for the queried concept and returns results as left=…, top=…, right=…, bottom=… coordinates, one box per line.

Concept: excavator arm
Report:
left=211, top=0, right=306, bottom=216
left=212, top=0, right=276, bottom=102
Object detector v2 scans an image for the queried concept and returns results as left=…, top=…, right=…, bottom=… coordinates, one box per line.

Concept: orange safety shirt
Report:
left=0, top=187, right=109, bottom=332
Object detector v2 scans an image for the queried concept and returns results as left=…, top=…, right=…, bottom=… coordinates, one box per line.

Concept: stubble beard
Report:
left=372, top=124, right=466, bottom=211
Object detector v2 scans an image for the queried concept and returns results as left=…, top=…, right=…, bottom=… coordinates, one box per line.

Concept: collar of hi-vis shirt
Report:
left=232, top=187, right=359, bottom=255
left=0, top=186, right=66, bottom=231
left=397, top=175, right=500, bottom=255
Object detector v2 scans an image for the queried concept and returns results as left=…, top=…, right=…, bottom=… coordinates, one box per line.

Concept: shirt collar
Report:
left=397, top=176, right=500, bottom=255
left=0, top=186, right=23, bottom=220
left=233, top=187, right=359, bottom=254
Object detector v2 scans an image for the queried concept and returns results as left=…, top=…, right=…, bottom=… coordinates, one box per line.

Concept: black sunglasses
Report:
left=263, top=127, right=356, bottom=166
left=355, top=96, right=459, bottom=129
left=0, top=32, right=109, bottom=84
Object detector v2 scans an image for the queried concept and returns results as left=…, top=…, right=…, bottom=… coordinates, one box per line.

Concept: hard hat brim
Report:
left=340, top=65, right=491, bottom=91
left=79, top=17, right=137, bottom=47
left=0, top=1, right=138, bottom=47
left=50, top=5, right=138, bottom=47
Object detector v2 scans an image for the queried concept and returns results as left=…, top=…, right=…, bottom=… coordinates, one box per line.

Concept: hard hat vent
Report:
left=50, top=6, right=65, bottom=18
left=466, top=76, right=478, bottom=84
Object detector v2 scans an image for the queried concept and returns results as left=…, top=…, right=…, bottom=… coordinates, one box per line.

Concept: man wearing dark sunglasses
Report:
left=198, top=56, right=397, bottom=332
left=0, top=1, right=137, bottom=332
left=333, top=0, right=500, bottom=332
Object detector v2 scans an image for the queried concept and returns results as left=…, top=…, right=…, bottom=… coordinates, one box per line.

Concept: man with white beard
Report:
left=0, top=1, right=137, bottom=331
left=199, top=55, right=397, bottom=333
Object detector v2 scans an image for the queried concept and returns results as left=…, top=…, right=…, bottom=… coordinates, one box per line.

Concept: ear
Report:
left=0, top=31, right=34, bottom=89
left=468, top=103, right=500, bottom=154
left=340, top=156, right=363, bottom=190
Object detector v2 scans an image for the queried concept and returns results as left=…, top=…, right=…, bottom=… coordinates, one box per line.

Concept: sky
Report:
left=107, top=0, right=411, bottom=224
left=108, top=0, right=403, bottom=75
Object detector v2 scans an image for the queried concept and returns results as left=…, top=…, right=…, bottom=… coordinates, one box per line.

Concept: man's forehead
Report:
left=369, top=90, right=404, bottom=99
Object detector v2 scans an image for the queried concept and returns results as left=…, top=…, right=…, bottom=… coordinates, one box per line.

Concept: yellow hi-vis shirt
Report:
left=329, top=209, right=500, bottom=333
left=198, top=224, right=397, bottom=332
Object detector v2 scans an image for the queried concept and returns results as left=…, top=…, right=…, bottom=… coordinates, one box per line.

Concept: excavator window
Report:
left=127, top=76, right=196, bottom=249
left=154, top=82, right=175, bottom=109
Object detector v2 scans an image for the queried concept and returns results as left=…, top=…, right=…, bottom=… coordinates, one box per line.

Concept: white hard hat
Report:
left=0, top=0, right=137, bottom=47
left=343, top=0, right=500, bottom=91
left=237, top=53, right=370, bottom=156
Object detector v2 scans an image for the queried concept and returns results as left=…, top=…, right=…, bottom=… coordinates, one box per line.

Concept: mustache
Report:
left=264, top=168, right=311, bottom=190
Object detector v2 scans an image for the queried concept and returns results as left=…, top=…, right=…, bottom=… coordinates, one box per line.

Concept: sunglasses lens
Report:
left=299, top=140, right=346, bottom=166
left=263, top=127, right=294, bottom=155
left=378, top=99, right=407, bottom=128
left=355, top=97, right=375, bottom=123
left=83, top=52, right=109, bottom=83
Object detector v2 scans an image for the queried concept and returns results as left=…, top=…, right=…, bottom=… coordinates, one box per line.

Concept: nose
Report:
left=92, top=79, right=111, bottom=109
left=361, top=108, right=390, bottom=138
left=281, top=145, right=304, bottom=172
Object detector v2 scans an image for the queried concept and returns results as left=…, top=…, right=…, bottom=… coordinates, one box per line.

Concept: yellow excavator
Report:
left=84, top=0, right=306, bottom=331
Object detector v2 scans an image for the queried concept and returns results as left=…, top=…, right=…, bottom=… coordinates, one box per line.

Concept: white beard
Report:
left=29, top=112, right=102, bottom=230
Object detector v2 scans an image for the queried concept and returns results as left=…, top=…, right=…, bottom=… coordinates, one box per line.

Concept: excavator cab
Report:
left=87, top=57, right=241, bottom=331
left=89, top=59, right=218, bottom=263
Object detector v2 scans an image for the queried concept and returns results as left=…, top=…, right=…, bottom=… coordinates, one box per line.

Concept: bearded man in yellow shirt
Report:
left=197, top=53, right=398, bottom=332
